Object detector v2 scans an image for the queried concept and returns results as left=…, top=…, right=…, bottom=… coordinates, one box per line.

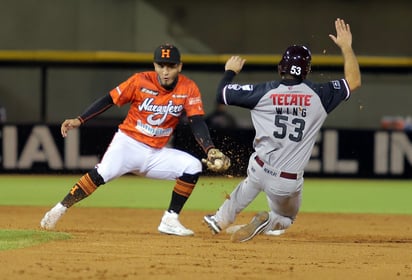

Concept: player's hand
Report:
left=329, top=18, right=353, bottom=50
left=225, top=56, right=246, bottom=74
left=201, top=148, right=231, bottom=172
left=61, top=118, right=82, bottom=138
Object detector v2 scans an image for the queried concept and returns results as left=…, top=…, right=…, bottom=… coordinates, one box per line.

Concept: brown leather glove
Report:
left=201, top=148, right=231, bottom=172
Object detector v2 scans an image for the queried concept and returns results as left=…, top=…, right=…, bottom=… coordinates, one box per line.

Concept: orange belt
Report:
left=254, top=156, right=298, bottom=180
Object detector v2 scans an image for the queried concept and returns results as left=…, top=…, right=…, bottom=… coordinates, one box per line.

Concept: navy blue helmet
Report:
left=278, top=45, right=312, bottom=79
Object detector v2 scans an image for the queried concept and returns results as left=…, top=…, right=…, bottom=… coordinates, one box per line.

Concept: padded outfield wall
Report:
left=1, top=124, right=412, bottom=178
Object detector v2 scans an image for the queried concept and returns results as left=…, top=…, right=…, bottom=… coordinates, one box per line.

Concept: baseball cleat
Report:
left=230, top=211, right=269, bottom=243
left=203, top=215, right=222, bottom=234
left=158, top=211, right=194, bottom=236
left=40, top=202, right=67, bottom=230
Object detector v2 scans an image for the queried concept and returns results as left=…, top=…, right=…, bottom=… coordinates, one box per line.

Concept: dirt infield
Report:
left=1, top=206, right=412, bottom=280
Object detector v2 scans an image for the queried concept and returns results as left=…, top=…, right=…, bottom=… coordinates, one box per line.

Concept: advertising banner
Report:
left=1, top=124, right=412, bottom=178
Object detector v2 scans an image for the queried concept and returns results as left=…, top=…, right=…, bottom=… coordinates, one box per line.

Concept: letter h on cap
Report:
left=161, top=49, right=171, bottom=59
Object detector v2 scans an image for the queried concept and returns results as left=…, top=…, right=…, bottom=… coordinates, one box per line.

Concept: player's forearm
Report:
left=78, top=94, right=114, bottom=124
left=342, top=47, right=361, bottom=92
left=216, top=70, right=237, bottom=104
left=188, top=115, right=215, bottom=153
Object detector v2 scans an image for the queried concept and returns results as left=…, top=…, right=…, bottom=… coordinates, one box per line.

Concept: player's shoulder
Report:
left=266, top=80, right=282, bottom=89
left=177, top=73, right=196, bottom=84
left=304, top=78, right=346, bottom=91
left=125, top=71, right=156, bottom=84
left=136, top=71, right=156, bottom=79
left=176, top=74, right=200, bottom=91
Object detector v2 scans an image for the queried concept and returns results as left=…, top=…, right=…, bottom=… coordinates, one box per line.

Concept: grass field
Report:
left=0, top=230, right=70, bottom=251
left=1, top=174, right=412, bottom=256
left=1, top=174, right=412, bottom=214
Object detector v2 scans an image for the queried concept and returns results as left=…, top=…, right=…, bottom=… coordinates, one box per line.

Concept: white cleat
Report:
left=40, top=203, right=67, bottom=230
left=158, top=211, right=194, bottom=236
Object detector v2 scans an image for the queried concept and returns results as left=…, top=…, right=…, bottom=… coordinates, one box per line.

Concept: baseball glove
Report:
left=201, top=148, right=231, bottom=172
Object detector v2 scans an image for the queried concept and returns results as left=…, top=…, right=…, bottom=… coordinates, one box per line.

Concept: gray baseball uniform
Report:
left=214, top=74, right=350, bottom=231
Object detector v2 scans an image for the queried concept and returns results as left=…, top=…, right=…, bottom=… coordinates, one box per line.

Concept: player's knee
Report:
left=267, top=213, right=293, bottom=231
left=278, top=217, right=293, bottom=229
left=183, top=158, right=202, bottom=174
left=88, top=168, right=105, bottom=186
left=179, top=172, right=200, bottom=185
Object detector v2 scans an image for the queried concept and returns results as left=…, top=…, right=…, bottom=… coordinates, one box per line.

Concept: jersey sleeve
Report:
left=183, top=79, right=205, bottom=117
left=109, top=74, right=140, bottom=106
left=222, top=81, right=278, bottom=109
left=309, top=79, right=350, bottom=113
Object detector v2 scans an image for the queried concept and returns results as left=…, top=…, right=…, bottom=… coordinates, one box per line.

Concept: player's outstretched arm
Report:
left=61, top=118, right=81, bottom=137
left=216, top=56, right=246, bottom=105
left=60, top=94, right=115, bottom=137
left=329, top=18, right=361, bottom=92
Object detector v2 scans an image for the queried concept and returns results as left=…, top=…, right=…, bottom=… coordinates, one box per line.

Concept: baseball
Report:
left=214, top=159, right=224, bottom=169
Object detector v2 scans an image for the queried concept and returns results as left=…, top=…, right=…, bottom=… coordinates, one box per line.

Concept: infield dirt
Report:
left=1, top=206, right=412, bottom=279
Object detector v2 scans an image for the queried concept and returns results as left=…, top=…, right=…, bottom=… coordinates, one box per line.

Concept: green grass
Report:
left=1, top=175, right=411, bottom=251
left=1, top=175, right=412, bottom=214
left=0, top=230, right=71, bottom=251
left=301, top=179, right=412, bottom=214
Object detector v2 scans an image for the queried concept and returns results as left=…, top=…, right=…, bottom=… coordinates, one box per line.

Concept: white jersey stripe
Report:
left=116, top=86, right=122, bottom=96
left=342, top=79, right=351, bottom=100
left=222, top=86, right=229, bottom=105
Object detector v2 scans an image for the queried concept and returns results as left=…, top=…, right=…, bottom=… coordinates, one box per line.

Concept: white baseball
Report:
left=214, top=159, right=224, bottom=169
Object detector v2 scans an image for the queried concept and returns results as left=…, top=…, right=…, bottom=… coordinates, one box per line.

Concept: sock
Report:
left=167, top=178, right=196, bottom=214
left=61, top=172, right=101, bottom=207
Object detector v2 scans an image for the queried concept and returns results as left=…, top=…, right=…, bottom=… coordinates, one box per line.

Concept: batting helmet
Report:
left=278, top=45, right=312, bottom=79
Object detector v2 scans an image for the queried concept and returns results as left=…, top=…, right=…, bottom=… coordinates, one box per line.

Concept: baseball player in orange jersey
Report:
left=40, top=44, right=230, bottom=236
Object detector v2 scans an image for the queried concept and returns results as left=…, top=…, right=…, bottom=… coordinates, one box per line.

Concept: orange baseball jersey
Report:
left=109, top=71, right=205, bottom=148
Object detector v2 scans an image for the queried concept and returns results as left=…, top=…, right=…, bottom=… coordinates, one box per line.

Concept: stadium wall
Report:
left=1, top=124, right=412, bottom=178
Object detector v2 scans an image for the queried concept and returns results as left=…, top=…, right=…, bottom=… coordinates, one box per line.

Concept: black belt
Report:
left=254, top=156, right=298, bottom=180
